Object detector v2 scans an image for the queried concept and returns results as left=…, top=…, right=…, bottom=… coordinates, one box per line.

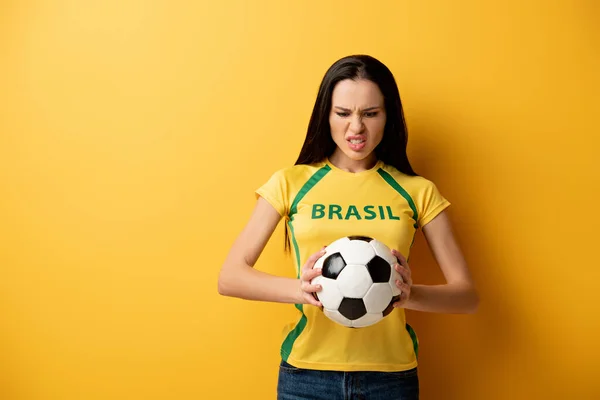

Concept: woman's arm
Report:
left=217, top=197, right=322, bottom=306
left=399, top=211, right=479, bottom=314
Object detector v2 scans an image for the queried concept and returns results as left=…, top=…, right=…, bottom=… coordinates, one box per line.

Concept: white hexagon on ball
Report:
left=352, top=313, right=383, bottom=328
left=326, top=237, right=351, bottom=254
left=311, top=275, right=344, bottom=310
left=324, top=308, right=352, bottom=327
left=312, top=255, right=325, bottom=271
left=336, top=264, right=373, bottom=298
left=339, top=240, right=376, bottom=265
left=369, top=239, right=398, bottom=265
left=363, top=282, right=394, bottom=313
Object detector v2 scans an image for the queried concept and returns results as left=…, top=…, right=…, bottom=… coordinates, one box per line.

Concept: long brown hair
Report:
left=285, top=55, right=418, bottom=252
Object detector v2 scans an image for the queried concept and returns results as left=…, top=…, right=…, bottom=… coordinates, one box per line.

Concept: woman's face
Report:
left=329, top=79, right=386, bottom=165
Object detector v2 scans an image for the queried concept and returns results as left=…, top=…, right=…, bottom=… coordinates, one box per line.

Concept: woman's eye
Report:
left=336, top=112, right=350, bottom=117
left=365, top=112, right=378, bottom=117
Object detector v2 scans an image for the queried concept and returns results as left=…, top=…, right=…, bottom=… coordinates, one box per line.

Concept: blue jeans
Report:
left=277, top=359, right=419, bottom=400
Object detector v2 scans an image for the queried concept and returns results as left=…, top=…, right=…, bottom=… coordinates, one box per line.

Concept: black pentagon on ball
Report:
left=366, top=255, right=392, bottom=283
left=338, top=298, right=367, bottom=320
left=322, top=252, right=347, bottom=279
left=382, top=295, right=401, bottom=317
left=347, top=235, right=374, bottom=242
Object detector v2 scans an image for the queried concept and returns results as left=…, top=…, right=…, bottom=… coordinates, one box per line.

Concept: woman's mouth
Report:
left=347, top=136, right=366, bottom=151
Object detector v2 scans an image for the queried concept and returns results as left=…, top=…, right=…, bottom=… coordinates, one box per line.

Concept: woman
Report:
left=218, top=54, right=479, bottom=399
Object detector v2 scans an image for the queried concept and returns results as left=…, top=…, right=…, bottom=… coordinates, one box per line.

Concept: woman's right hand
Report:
left=297, top=247, right=326, bottom=307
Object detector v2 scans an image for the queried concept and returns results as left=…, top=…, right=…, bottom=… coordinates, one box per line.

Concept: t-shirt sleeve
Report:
left=255, top=169, right=289, bottom=217
left=416, top=179, right=451, bottom=227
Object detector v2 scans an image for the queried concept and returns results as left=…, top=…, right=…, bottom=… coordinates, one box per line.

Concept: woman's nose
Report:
left=348, top=116, right=364, bottom=133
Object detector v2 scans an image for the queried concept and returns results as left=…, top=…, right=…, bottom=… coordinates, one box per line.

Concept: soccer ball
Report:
left=311, top=236, right=403, bottom=328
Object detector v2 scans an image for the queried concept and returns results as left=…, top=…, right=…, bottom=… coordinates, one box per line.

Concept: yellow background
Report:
left=1, top=1, right=599, bottom=399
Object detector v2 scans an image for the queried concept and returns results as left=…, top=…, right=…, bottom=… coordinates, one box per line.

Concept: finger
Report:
left=396, top=281, right=411, bottom=293
left=394, top=263, right=411, bottom=277
left=301, top=281, right=322, bottom=294
left=305, top=293, right=322, bottom=307
left=302, top=248, right=327, bottom=272
left=394, top=297, right=406, bottom=308
left=391, top=249, right=407, bottom=265
left=400, top=291, right=409, bottom=302
left=302, top=267, right=323, bottom=282
left=393, top=291, right=409, bottom=308
left=394, top=264, right=411, bottom=281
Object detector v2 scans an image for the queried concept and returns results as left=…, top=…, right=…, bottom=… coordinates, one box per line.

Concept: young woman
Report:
left=218, top=54, right=479, bottom=400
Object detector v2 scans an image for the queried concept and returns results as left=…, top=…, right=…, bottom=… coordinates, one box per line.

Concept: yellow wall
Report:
left=1, top=1, right=598, bottom=399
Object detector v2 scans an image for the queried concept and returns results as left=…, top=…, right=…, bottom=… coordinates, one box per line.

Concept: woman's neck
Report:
left=328, top=150, right=378, bottom=173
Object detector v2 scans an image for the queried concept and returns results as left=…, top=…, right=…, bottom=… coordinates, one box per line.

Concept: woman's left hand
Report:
left=391, top=249, right=413, bottom=308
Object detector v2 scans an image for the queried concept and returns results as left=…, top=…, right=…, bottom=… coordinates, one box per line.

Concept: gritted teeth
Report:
left=347, top=136, right=366, bottom=144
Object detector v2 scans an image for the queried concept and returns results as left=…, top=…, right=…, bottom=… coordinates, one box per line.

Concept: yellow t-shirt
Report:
left=255, top=158, right=450, bottom=372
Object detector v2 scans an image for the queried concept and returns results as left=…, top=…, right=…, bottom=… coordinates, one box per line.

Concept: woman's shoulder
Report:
left=378, top=162, right=438, bottom=188
left=267, top=160, right=329, bottom=183
left=378, top=162, right=450, bottom=224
